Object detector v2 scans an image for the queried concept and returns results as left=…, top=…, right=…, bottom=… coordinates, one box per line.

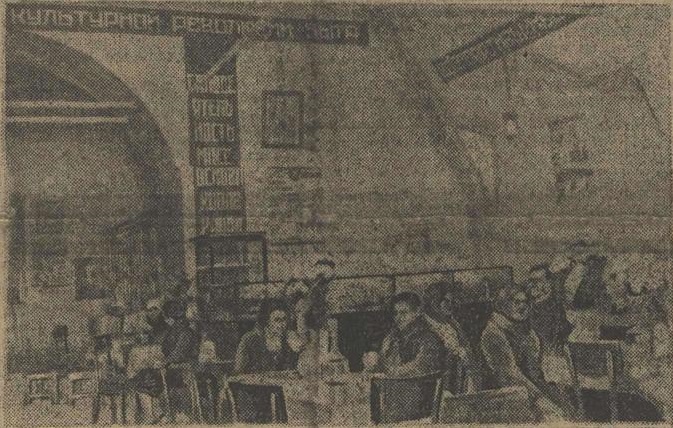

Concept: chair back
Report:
left=565, top=340, right=624, bottom=388
left=370, top=371, right=443, bottom=424
left=443, top=353, right=468, bottom=395
left=438, top=386, right=535, bottom=424
left=25, top=372, right=59, bottom=404
left=227, top=381, right=288, bottom=424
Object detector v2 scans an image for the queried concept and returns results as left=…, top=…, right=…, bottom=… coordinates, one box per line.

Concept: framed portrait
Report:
left=262, top=90, right=304, bottom=148
left=74, top=257, right=112, bottom=300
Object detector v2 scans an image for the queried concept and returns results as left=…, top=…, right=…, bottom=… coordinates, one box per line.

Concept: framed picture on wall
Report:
left=74, top=257, right=112, bottom=300
left=262, top=90, right=304, bottom=148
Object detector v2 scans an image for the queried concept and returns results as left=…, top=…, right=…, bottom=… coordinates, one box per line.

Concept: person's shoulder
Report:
left=417, top=317, right=445, bottom=343
left=239, top=328, right=263, bottom=347
left=480, top=317, right=505, bottom=342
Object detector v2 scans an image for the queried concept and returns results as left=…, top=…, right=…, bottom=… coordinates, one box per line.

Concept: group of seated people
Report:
left=87, top=253, right=668, bottom=423
left=232, top=253, right=671, bottom=422
left=89, top=294, right=207, bottom=424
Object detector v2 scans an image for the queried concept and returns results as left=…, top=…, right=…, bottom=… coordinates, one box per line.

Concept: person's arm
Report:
left=481, top=328, right=545, bottom=401
left=234, top=333, right=255, bottom=374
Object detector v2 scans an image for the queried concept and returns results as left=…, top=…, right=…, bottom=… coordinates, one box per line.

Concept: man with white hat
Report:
left=124, top=298, right=168, bottom=342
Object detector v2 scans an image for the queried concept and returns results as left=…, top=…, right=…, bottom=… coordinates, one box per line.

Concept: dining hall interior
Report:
left=2, top=1, right=672, bottom=425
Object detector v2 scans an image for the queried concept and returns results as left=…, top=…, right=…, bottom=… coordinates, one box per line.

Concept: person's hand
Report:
left=362, top=351, right=380, bottom=372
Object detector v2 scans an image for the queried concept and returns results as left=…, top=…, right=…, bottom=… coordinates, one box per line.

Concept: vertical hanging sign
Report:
left=184, top=33, right=246, bottom=234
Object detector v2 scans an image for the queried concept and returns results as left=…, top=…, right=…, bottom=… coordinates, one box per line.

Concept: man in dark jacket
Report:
left=374, top=292, right=446, bottom=377
left=527, top=263, right=574, bottom=355
left=161, top=300, right=199, bottom=364
left=160, top=299, right=200, bottom=421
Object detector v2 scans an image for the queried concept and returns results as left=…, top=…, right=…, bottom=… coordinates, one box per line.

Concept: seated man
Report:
left=365, top=292, right=446, bottom=377
left=526, top=264, right=573, bottom=355
left=423, top=281, right=480, bottom=392
left=480, top=286, right=573, bottom=421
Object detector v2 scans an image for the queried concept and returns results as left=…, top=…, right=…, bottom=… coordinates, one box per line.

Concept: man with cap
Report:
left=124, top=298, right=168, bottom=342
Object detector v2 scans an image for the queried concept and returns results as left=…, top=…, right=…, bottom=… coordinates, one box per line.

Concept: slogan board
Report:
left=184, top=33, right=246, bottom=235
left=7, top=3, right=368, bottom=45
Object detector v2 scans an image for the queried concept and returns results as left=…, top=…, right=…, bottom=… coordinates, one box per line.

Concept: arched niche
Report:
left=5, top=30, right=186, bottom=305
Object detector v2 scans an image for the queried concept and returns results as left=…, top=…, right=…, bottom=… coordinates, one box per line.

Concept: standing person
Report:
left=127, top=331, right=166, bottom=424
left=124, top=298, right=168, bottom=343
left=161, top=299, right=199, bottom=422
left=285, top=285, right=320, bottom=377
left=161, top=300, right=199, bottom=364
left=423, top=281, right=480, bottom=392
left=304, top=257, right=336, bottom=331
left=480, top=286, right=573, bottom=421
left=364, top=292, right=446, bottom=377
left=234, top=299, right=297, bottom=374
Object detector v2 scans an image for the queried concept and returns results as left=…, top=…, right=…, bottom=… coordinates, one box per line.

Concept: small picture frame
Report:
left=262, top=90, right=304, bottom=148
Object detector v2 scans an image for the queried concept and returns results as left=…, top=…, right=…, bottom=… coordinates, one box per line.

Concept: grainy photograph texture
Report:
left=1, top=0, right=671, bottom=426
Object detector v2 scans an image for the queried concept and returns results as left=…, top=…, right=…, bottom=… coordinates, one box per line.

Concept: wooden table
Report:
left=228, top=371, right=373, bottom=425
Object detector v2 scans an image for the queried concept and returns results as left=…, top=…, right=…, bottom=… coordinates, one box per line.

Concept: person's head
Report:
left=257, top=299, right=289, bottom=337
left=145, top=299, right=163, bottom=321
left=162, top=299, right=187, bottom=324
left=391, top=292, right=422, bottom=330
left=495, top=286, right=531, bottom=322
left=313, top=258, right=336, bottom=281
left=288, top=290, right=311, bottom=317
left=527, top=264, right=552, bottom=302
left=423, top=281, right=454, bottom=318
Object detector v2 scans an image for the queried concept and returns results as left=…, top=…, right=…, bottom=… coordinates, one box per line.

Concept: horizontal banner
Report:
left=7, top=3, right=368, bottom=45
left=432, top=13, right=583, bottom=82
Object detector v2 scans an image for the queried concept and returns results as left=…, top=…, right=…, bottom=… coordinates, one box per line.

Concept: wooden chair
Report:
left=24, top=372, right=59, bottom=405
left=564, top=340, right=625, bottom=422
left=438, top=386, right=536, bottom=424
left=164, top=362, right=203, bottom=423
left=370, top=372, right=444, bottom=425
left=91, top=336, right=130, bottom=425
left=227, top=381, right=288, bottom=424
left=444, top=354, right=469, bottom=395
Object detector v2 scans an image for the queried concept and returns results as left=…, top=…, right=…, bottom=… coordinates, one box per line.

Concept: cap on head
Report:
left=146, top=298, right=162, bottom=310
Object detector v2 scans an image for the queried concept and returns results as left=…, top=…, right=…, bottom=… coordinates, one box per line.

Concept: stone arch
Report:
left=6, top=30, right=186, bottom=281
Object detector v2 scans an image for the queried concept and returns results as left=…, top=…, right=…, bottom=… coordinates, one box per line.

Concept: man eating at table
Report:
left=364, top=292, right=446, bottom=377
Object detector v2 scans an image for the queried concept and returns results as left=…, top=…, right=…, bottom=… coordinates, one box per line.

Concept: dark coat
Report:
left=161, top=319, right=199, bottom=364
left=380, top=316, right=446, bottom=377
left=234, top=328, right=297, bottom=374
